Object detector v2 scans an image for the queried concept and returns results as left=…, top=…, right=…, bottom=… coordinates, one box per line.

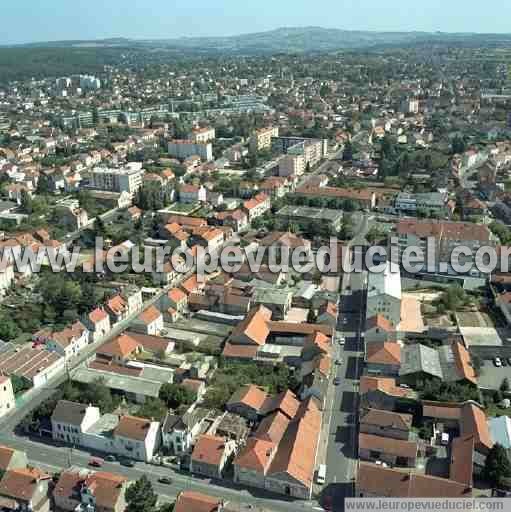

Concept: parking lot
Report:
left=478, top=359, right=511, bottom=390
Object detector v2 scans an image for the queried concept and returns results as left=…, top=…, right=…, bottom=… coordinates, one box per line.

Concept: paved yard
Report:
left=478, top=360, right=511, bottom=390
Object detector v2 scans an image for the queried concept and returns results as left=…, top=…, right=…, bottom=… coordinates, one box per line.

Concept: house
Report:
left=215, top=209, right=249, bottom=232
left=365, top=342, right=401, bottom=377
left=226, top=385, right=269, bottom=421
left=161, top=406, right=211, bottom=455
left=43, top=321, right=89, bottom=360
left=360, top=409, right=413, bottom=440
left=359, top=433, right=418, bottom=467
left=190, top=434, right=236, bottom=479
left=0, top=468, right=51, bottom=512
left=113, top=415, right=160, bottom=462
left=53, top=468, right=128, bottom=512
left=173, top=491, right=222, bottom=512
left=84, top=308, right=111, bottom=343
left=0, top=376, right=15, bottom=419
left=360, top=376, right=413, bottom=411
left=357, top=462, right=472, bottom=498
left=317, top=302, right=338, bottom=328
left=0, top=446, right=27, bottom=472
left=179, top=185, right=207, bottom=204
left=366, top=262, right=402, bottom=327
left=96, top=334, right=142, bottom=365
left=365, top=315, right=396, bottom=343
left=51, top=400, right=101, bottom=445
left=132, top=306, right=163, bottom=336
left=164, top=288, right=188, bottom=314
left=243, top=193, right=271, bottom=222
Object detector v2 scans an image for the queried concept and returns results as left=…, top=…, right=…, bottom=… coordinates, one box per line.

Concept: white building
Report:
left=0, top=376, right=15, bottom=419
left=191, top=127, right=216, bottom=143
left=87, top=164, right=144, bottom=195
left=113, top=415, right=160, bottom=462
left=51, top=400, right=101, bottom=445
left=366, top=262, right=402, bottom=327
left=168, top=140, right=213, bottom=161
left=43, top=321, right=89, bottom=361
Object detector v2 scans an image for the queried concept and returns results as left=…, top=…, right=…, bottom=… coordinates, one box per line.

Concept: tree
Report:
left=484, top=443, right=511, bottom=487
left=126, top=476, right=158, bottom=512
left=159, top=383, right=196, bottom=409
left=452, top=135, right=466, bottom=155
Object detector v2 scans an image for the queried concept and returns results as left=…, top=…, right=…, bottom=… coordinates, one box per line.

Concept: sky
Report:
left=3, top=0, right=511, bottom=45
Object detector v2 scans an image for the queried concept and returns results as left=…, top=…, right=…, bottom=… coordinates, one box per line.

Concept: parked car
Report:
left=105, top=455, right=116, bottom=462
left=158, top=477, right=173, bottom=485
left=120, top=459, right=135, bottom=467
left=88, top=458, right=103, bottom=468
left=333, top=377, right=341, bottom=386
left=503, top=359, right=509, bottom=367
left=507, top=358, right=511, bottom=366
left=495, top=357, right=503, bottom=367
left=335, top=359, right=343, bottom=365
left=338, top=337, right=346, bottom=345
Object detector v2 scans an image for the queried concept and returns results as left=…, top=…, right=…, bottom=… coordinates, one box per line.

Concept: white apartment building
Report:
left=87, top=164, right=144, bottom=195
left=0, top=376, right=15, bottom=419
left=366, top=262, right=402, bottom=327
left=168, top=140, right=213, bottom=161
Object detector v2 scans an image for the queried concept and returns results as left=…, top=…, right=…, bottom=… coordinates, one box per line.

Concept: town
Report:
left=1, top=18, right=511, bottom=512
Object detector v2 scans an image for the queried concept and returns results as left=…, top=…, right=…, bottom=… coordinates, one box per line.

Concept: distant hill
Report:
left=6, top=26, right=511, bottom=54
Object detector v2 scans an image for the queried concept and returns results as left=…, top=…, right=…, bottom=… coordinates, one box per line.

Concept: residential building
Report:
left=250, top=126, right=279, bottom=153
left=132, top=306, right=163, bottom=336
left=366, top=262, right=402, bottom=327
left=0, top=446, right=27, bottom=472
left=243, top=193, right=271, bottom=222
left=190, top=127, right=215, bottom=143
left=365, top=342, right=402, bottom=377
left=113, top=415, right=160, bottom=462
left=0, top=377, right=15, bottom=419
left=359, top=409, right=413, bottom=440
left=161, top=406, right=211, bottom=455
left=357, top=463, right=472, bottom=498
left=84, top=308, right=111, bottom=343
left=396, top=219, right=492, bottom=277
left=42, top=321, right=89, bottom=360
left=168, top=140, right=213, bottom=161
left=279, top=154, right=305, bottom=177
left=294, top=185, right=376, bottom=210
left=0, top=468, right=51, bottom=512
left=53, top=468, right=128, bottom=512
left=51, top=400, right=101, bottom=445
left=190, top=434, right=236, bottom=479
left=86, top=165, right=144, bottom=195
left=358, top=433, right=418, bottom=467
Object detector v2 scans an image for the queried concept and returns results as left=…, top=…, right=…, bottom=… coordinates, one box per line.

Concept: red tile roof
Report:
left=191, top=434, right=227, bottom=467
left=366, top=342, right=401, bottom=365
left=174, top=491, right=221, bottom=512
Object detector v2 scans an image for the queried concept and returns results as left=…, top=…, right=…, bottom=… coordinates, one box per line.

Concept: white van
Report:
left=316, top=464, right=326, bottom=485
